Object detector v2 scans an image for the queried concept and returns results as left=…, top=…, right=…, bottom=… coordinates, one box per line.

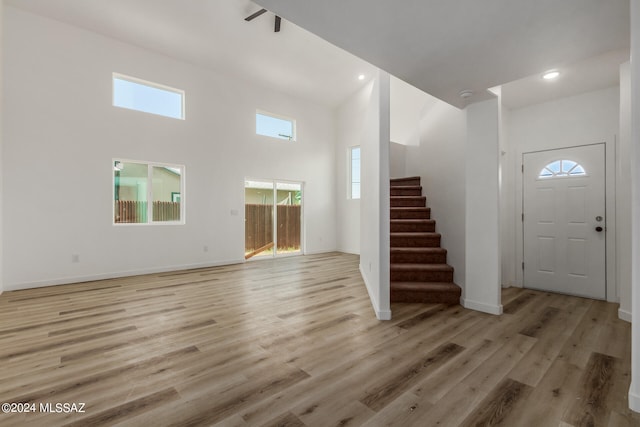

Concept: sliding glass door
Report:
left=245, top=180, right=302, bottom=259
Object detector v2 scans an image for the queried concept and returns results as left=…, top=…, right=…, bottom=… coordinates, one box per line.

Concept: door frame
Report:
left=243, top=177, right=305, bottom=260
left=516, top=141, right=617, bottom=302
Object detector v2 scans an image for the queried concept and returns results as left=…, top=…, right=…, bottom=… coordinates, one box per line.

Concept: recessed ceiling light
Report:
left=358, top=74, right=365, bottom=81
left=542, top=70, right=560, bottom=80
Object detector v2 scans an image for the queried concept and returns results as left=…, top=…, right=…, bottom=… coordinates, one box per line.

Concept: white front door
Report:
left=523, top=144, right=606, bottom=299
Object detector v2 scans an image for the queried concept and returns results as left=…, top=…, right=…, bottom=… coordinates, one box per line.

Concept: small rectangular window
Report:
left=114, top=160, right=184, bottom=224
left=256, top=111, right=296, bottom=141
left=113, top=73, right=184, bottom=120
left=350, top=146, right=361, bottom=199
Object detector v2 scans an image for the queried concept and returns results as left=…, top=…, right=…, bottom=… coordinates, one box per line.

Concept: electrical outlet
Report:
left=203, top=245, right=209, bottom=253
left=72, top=254, right=80, bottom=263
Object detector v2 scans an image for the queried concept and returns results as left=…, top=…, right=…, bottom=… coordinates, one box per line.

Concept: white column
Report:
left=377, top=71, right=391, bottom=319
left=463, top=97, right=503, bottom=315
left=629, top=0, right=640, bottom=413
left=619, top=62, right=633, bottom=322
left=0, top=0, right=4, bottom=296
left=359, top=69, right=391, bottom=320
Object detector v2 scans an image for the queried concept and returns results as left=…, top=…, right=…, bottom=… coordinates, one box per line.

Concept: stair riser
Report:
left=390, top=188, right=422, bottom=196
left=390, top=197, right=426, bottom=207
left=390, top=222, right=435, bottom=232
left=390, top=209, right=430, bottom=220
left=391, top=236, right=441, bottom=247
left=391, top=178, right=421, bottom=187
left=390, top=252, right=447, bottom=264
left=391, top=289, right=460, bottom=305
left=391, top=270, right=454, bottom=282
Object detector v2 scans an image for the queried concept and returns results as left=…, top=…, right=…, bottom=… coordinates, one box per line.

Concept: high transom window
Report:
left=113, top=73, right=185, bottom=120
left=539, top=160, right=586, bottom=178
left=256, top=111, right=296, bottom=141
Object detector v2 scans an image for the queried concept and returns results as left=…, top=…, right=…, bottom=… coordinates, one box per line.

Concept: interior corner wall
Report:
left=620, top=62, right=633, bottom=321
left=359, top=70, right=391, bottom=320
left=464, top=98, right=503, bottom=315
left=404, top=100, right=466, bottom=291
left=335, top=81, right=374, bottom=255
left=629, top=0, right=640, bottom=413
left=500, top=106, right=517, bottom=288
left=3, top=7, right=337, bottom=290
left=389, top=142, right=406, bottom=178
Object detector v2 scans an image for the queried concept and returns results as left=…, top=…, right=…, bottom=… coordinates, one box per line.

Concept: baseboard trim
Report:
left=376, top=309, right=392, bottom=320
left=6, top=258, right=245, bottom=291
left=619, top=308, right=632, bottom=323
left=359, top=264, right=392, bottom=321
left=304, top=249, right=339, bottom=255
left=630, top=383, right=640, bottom=413
left=337, top=249, right=360, bottom=255
left=461, top=297, right=503, bottom=315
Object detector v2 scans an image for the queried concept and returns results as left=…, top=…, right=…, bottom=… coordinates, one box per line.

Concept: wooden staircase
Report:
left=390, top=177, right=461, bottom=305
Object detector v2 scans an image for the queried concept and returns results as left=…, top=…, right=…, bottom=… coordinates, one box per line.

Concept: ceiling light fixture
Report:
left=459, top=89, right=473, bottom=99
left=358, top=74, right=365, bottom=81
left=542, top=70, right=560, bottom=80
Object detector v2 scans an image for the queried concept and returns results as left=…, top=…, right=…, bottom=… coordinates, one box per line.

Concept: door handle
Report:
left=595, top=226, right=603, bottom=232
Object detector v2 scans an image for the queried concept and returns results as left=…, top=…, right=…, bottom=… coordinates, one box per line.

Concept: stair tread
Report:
left=391, top=232, right=441, bottom=237
left=391, top=281, right=461, bottom=291
left=391, top=176, right=421, bottom=182
left=390, top=219, right=434, bottom=223
left=391, top=263, right=454, bottom=271
left=391, top=207, right=430, bottom=210
left=390, top=196, right=425, bottom=198
left=390, top=185, right=422, bottom=189
left=391, top=247, right=446, bottom=252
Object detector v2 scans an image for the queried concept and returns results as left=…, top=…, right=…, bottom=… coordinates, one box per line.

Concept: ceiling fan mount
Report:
left=245, top=8, right=282, bottom=33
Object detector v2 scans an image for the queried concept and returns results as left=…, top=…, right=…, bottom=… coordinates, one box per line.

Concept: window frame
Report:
left=112, top=73, right=185, bottom=120
left=349, top=146, right=361, bottom=200
left=538, top=159, right=587, bottom=180
left=255, top=110, right=297, bottom=141
left=113, top=158, right=186, bottom=226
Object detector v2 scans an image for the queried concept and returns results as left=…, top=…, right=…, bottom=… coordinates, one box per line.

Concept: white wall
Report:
left=500, top=106, right=517, bottom=287
left=629, top=0, right=640, bottom=413
left=464, top=98, right=503, bottom=315
left=405, top=99, right=467, bottom=290
left=390, top=77, right=436, bottom=147
left=3, top=7, right=337, bottom=290
left=620, top=62, right=632, bottom=321
left=335, top=82, right=373, bottom=255
left=0, top=0, right=4, bottom=295
left=389, top=142, right=406, bottom=178
left=359, top=70, right=391, bottom=320
left=506, top=87, right=620, bottom=303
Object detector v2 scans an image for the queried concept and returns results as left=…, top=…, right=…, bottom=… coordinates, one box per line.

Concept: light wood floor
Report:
left=0, top=252, right=637, bottom=426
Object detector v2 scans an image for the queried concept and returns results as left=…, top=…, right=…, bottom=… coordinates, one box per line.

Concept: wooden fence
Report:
left=245, top=204, right=301, bottom=252
left=114, top=201, right=181, bottom=223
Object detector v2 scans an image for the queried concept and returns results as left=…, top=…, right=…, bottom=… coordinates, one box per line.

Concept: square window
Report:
left=114, top=160, right=184, bottom=224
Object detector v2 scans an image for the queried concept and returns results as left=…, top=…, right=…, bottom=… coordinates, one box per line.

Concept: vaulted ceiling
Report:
left=255, top=0, right=630, bottom=107
left=4, top=0, right=378, bottom=108
left=5, top=0, right=631, bottom=109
